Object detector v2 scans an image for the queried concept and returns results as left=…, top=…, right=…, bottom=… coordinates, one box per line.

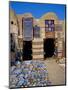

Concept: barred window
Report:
left=45, top=20, right=55, bottom=32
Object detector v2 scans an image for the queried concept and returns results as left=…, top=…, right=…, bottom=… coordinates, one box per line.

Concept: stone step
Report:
left=32, top=38, right=43, bottom=42
left=32, top=44, right=43, bottom=48
left=32, top=42, right=43, bottom=45
left=32, top=39, right=44, bottom=61
left=32, top=49, right=43, bottom=52
left=33, top=58, right=44, bottom=60
left=33, top=55, right=44, bottom=59
left=32, top=47, right=43, bottom=50
left=33, top=52, right=44, bottom=55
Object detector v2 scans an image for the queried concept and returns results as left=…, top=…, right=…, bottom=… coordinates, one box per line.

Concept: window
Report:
left=45, top=20, right=55, bottom=32
left=23, top=18, right=33, bottom=41
left=11, top=21, right=14, bottom=24
left=33, top=25, right=40, bottom=38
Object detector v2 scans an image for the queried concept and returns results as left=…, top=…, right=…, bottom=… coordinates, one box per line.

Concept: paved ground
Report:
left=44, top=58, right=65, bottom=85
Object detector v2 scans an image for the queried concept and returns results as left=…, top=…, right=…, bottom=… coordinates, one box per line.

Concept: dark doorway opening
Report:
left=44, top=38, right=55, bottom=58
left=23, top=41, right=32, bottom=60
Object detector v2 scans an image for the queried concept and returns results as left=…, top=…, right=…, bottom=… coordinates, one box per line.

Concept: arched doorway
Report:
left=23, top=41, right=32, bottom=60
left=44, top=38, right=55, bottom=58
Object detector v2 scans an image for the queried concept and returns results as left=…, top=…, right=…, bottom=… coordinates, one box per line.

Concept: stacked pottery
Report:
left=10, top=60, right=51, bottom=88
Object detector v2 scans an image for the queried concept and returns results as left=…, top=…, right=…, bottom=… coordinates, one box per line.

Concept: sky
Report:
left=9, top=1, right=66, bottom=20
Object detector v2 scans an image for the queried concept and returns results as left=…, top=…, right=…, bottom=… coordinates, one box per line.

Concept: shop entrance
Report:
left=44, top=38, right=55, bottom=58
left=23, top=41, right=32, bottom=60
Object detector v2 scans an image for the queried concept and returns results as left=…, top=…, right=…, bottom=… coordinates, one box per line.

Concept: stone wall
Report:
left=10, top=9, right=65, bottom=59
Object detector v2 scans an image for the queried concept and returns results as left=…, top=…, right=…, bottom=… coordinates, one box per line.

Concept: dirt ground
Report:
left=44, top=58, right=65, bottom=85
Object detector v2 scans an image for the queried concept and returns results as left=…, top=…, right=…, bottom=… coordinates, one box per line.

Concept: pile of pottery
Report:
left=9, top=60, right=51, bottom=88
